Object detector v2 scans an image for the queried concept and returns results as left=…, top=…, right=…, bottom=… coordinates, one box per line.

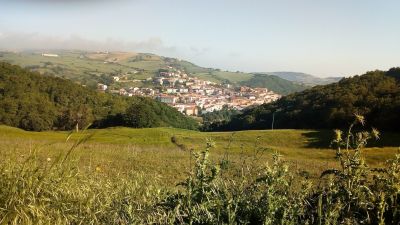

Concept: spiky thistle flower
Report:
left=371, top=128, right=380, bottom=140
left=206, top=138, right=216, bottom=149
left=334, top=129, right=343, bottom=142
left=354, top=113, right=365, bottom=126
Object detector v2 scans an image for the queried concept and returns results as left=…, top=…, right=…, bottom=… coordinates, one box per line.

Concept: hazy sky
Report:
left=0, top=0, right=399, bottom=77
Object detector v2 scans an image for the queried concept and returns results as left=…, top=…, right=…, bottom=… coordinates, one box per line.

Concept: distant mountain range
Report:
left=0, top=50, right=339, bottom=95
left=264, top=72, right=342, bottom=86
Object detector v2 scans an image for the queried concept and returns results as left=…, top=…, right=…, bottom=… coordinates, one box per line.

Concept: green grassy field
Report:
left=1, top=125, right=399, bottom=223
left=1, top=125, right=398, bottom=186
left=0, top=51, right=152, bottom=80
left=193, top=71, right=254, bottom=84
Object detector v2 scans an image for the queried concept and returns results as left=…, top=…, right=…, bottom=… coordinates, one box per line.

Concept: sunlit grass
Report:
left=1, top=125, right=398, bottom=183
left=0, top=123, right=399, bottom=224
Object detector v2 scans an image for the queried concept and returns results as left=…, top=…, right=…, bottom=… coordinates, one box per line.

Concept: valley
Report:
left=1, top=0, right=399, bottom=223
left=1, top=52, right=399, bottom=225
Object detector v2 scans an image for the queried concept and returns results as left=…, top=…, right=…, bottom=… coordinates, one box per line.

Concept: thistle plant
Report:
left=317, top=113, right=399, bottom=224
left=162, top=138, right=224, bottom=224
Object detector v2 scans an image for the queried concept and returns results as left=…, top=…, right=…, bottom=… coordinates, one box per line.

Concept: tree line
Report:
left=210, top=68, right=400, bottom=131
left=0, top=62, right=198, bottom=131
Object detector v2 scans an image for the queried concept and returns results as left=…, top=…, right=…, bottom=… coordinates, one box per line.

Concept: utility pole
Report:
left=271, top=112, right=275, bottom=130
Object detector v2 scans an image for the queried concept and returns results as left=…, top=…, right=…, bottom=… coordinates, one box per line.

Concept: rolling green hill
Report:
left=0, top=62, right=198, bottom=131
left=266, top=71, right=342, bottom=86
left=0, top=50, right=310, bottom=95
left=213, top=68, right=400, bottom=131
left=239, top=73, right=307, bottom=95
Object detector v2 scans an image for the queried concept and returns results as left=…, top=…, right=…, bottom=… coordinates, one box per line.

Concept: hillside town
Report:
left=99, top=66, right=281, bottom=116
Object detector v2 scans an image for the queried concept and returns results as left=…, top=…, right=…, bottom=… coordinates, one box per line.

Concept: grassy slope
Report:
left=193, top=71, right=254, bottom=83
left=239, top=74, right=307, bottom=95
left=265, top=72, right=336, bottom=86
left=0, top=51, right=308, bottom=95
left=0, top=51, right=169, bottom=85
left=1, top=125, right=398, bottom=185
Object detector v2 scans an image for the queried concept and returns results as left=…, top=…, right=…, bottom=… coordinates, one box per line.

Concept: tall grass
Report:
left=0, top=129, right=166, bottom=224
left=0, top=115, right=399, bottom=224
left=159, top=114, right=400, bottom=224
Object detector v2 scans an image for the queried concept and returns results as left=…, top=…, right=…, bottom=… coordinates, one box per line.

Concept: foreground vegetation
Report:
left=0, top=115, right=399, bottom=224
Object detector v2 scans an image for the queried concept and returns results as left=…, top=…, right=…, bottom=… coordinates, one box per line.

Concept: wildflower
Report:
left=371, top=128, right=380, bottom=140
left=206, top=138, right=216, bottom=148
left=354, top=113, right=365, bottom=126
left=361, top=131, right=370, bottom=140
left=334, top=129, right=343, bottom=142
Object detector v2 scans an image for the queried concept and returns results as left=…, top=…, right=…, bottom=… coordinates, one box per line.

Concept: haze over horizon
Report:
left=1, top=0, right=399, bottom=77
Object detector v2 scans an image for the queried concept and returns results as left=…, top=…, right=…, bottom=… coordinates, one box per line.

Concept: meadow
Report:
left=0, top=51, right=251, bottom=85
left=0, top=51, right=310, bottom=96
left=1, top=122, right=399, bottom=224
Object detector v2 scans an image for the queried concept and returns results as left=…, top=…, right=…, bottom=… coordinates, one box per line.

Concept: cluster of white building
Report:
left=101, top=66, right=281, bottom=116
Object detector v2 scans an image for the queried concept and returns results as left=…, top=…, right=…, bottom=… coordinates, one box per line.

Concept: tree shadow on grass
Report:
left=301, top=130, right=333, bottom=149
left=302, top=130, right=400, bottom=149
left=374, top=132, right=400, bottom=147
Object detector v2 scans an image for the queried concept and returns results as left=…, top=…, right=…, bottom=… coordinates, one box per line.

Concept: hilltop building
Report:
left=41, top=53, right=59, bottom=57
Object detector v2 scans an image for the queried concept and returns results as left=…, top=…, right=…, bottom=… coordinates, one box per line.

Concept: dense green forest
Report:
left=213, top=68, right=400, bottom=131
left=0, top=62, right=198, bottom=131
left=200, top=105, right=241, bottom=131
left=239, top=73, right=307, bottom=95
